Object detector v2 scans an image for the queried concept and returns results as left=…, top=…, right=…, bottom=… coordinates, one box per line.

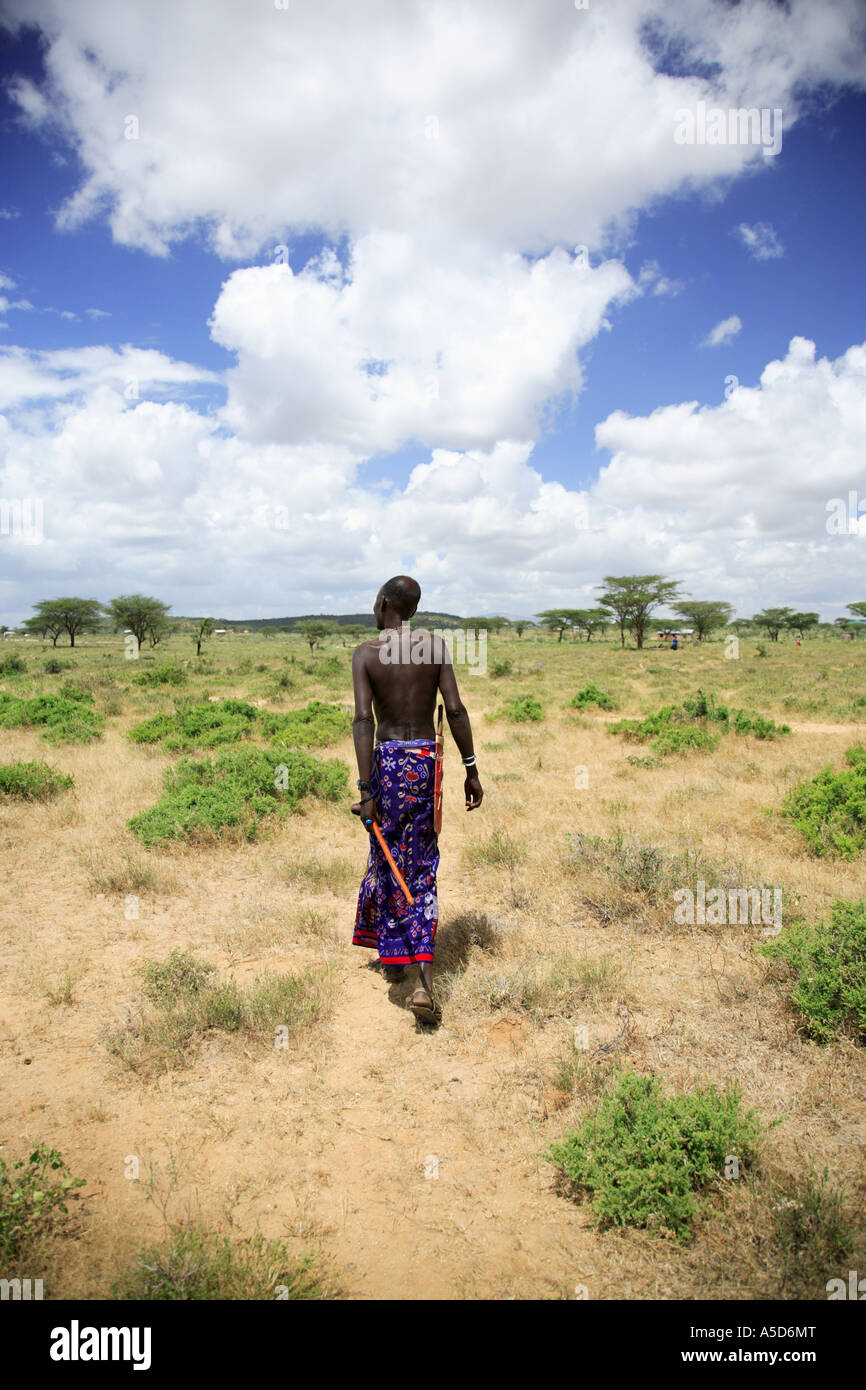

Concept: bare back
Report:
left=353, top=628, right=456, bottom=741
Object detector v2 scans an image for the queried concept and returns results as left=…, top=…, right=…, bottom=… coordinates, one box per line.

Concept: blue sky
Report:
left=0, top=1, right=865, bottom=623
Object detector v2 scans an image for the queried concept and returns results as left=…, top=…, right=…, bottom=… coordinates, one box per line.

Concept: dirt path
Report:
left=294, top=957, right=593, bottom=1299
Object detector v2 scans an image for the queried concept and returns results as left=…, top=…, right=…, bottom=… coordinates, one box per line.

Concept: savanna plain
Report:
left=1, top=628, right=864, bottom=1300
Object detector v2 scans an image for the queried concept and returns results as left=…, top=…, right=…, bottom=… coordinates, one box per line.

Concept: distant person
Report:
left=671, top=635, right=678, bottom=651
left=350, top=575, right=483, bottom=1024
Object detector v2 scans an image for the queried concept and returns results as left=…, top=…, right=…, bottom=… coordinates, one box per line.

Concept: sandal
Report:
left=409, top=987, right=442, bottom=1025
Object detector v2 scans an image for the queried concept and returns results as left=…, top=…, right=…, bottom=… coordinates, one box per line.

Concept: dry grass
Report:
left=0, top=629, right=864, bottom=1299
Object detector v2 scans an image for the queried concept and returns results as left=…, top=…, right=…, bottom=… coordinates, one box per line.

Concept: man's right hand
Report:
left=464, top=773, right=483, bottom=810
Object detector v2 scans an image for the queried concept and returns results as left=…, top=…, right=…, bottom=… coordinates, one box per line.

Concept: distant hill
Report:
left=175, top=611, right=462, bottom=631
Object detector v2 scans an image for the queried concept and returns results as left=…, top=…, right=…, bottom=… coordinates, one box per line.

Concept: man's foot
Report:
left=409, top=986, right=442, bottom=1025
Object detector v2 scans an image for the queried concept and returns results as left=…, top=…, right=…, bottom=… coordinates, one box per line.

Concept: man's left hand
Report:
left=351, top=794, right=379, bottom=823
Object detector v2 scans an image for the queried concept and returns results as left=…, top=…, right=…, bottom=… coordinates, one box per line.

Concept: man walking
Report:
left=350, top=575, right=483, bottom=1023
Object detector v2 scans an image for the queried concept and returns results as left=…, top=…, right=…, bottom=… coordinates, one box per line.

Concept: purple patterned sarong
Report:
left=352, top=739, right=439, bottom=965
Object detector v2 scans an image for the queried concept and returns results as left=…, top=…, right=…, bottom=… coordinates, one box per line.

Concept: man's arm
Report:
left=351, top=646, right=376, bottom=818
left=437, top=656, right=483, bottom=810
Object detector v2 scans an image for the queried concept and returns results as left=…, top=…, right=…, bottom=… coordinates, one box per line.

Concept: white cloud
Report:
left=210, top=238, right=633, bottom=454
left=638, top=261, right=683, bottom=297
left=0, top=343, right=219, bottom=412
left=702, top=315, right=742, bottom=348
left=0, top=1, right=865, bottom=621
left=736, top=221, right=784, bottom=260
left=0, top=274, right=33, bottom=316
left=0, top=334, right=864, bottom=623
left=3, top=0, right=865, bottom=260
left=590, top=336, right=866, bottom=609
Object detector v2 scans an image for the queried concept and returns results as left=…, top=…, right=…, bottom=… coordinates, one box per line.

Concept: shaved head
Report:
left=380, top=574, right=421, bottom=621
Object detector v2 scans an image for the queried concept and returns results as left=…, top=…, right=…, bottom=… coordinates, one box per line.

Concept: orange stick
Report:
left=364, top=818, right=415, bottom=905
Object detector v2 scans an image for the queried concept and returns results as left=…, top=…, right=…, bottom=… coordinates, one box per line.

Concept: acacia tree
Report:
left=193, top=617, right=215, bottom=656
left=786, top=611, right=819, bottom=641
left=570, top=607, right=609, bottom=642
left=296, top=619, right=333, bottom=655
left=672, top=600, right=734, bottom=642
left=753, top=607, right=794, bottom=641
left=106, top=595, right=172, bottom=652
left=26, top=597, right=103, bottom=648
left=846, top=602, right=866, bottom=622
left=148, top=615, right=173, bottom=647
left=23, top=611, right=65, bottom=645
left=535, top=609, right=584, bottom=643
left=597, top=576, right=680, bottom=650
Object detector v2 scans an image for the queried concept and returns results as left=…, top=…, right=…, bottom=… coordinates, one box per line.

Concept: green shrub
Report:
left=609, top=688, right=789, bottom=757
left=128, top=699, right=259, bottom=751
left=0, top=760, right=74, bottom=801
left=260, top=700, right=351, bottom=747
left=0, top=1144, right=85, bottom=1261
left=317, top=655, right=343, bottom=677
left=489, top=659, right=513, bottom=678
left=652, top=725, right=720, bottom=757
left=43, top=658, right=73, bottom=675
left=782, top=745, right=866, bottom=857
left=127, top=745, right=347, bottom=845
left=568, top=683, right=617, bottom=711
left=497, top=695, right=544, bottom=723
left=134, top=662, right=188, bottom=688
left=759, top=900, right=866, bottom=1041
left=547, top=1068, right=762, bottom=1237
left=58, top=681, right=93, bottom=703
left=127, top=700, right=348, bottom=756
left=0, top=692, right=103, bottom=744
left=111, top=1225, right=323, bottom=1300
left=0, top=651, right=26, bottom=675
left=127, top=712, right=177, bottom=744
